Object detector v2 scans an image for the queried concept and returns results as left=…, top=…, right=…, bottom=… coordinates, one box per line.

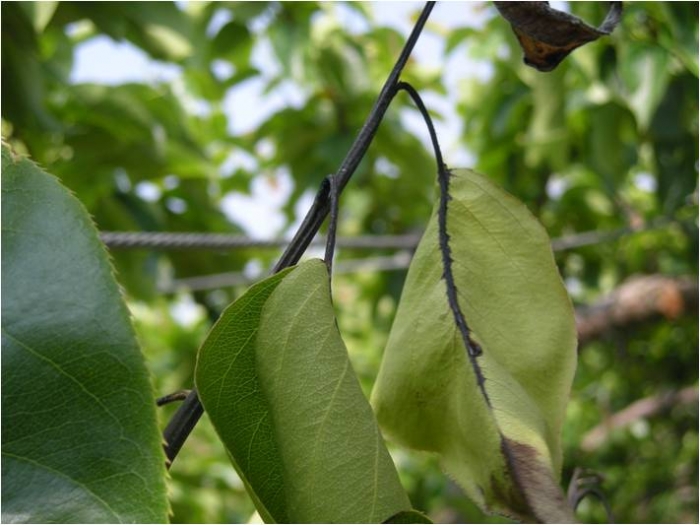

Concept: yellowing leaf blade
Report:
left=372, top=169, right=577, bottom=523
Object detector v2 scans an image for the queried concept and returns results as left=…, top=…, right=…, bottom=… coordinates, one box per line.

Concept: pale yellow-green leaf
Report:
left=372, top=168, right=577, bottom=523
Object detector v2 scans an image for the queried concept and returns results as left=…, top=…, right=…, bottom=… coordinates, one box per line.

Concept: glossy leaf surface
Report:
left=1, top=144, right=168, bottom=523
left=197, top=259, right=411, bottom=523
left=372, top=169, right=577, bottom=523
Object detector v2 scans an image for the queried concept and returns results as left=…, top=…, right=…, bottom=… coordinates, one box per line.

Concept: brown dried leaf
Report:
left=495, top=1, right=623, bottom=72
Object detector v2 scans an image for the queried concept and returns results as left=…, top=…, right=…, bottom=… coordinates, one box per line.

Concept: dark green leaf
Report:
left=585, top=102, right=638, bottom=193
left=210, top=20, right=252, bottom=65
left=1, top=144, right=168, bottom=523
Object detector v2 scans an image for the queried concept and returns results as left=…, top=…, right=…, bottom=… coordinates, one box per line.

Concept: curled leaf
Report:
left=196, top=259, right=412, bottom=523
left=372, top=169, right=577, bottom=523
left=495, top=1, right=622, bottom=71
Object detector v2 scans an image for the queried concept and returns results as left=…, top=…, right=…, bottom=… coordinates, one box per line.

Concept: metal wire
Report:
left=100, top=220, right=670, bottom=253
left=100, top=231, right=422, bottom=251
left=141, top=220, right=675, bottom=293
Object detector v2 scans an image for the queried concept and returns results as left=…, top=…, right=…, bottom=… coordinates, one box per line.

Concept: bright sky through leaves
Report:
left=70, top=2, right=493, bottom=238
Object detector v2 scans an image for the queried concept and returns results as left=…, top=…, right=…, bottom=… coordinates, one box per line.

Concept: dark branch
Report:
left=395, top=82, right=445, bottom=172
left=395, top=81, right=487, bottom=399
left=324, top=174, right=339, bottom=275
left=162, top=389, right=204, bottom=466
left=162, top=1, right=436, bottom=468
left=156, top=390, right=192, bottom=406
left=273, top=1, right=435, bottom=272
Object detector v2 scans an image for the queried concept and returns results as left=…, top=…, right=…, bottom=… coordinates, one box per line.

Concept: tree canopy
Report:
left=2, top=2, right=698, bottom=523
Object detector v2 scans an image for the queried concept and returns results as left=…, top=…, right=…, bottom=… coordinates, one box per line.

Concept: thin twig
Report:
left=567, top=467, right=615, bottom=522
left=162, top=1, right=436, bottom=468
left=324, top=175, right=340, bottom=275
left=162, top=389, right=204, bottom=466
left=581, top=386, right=698, bottom=452
left=156, top=390, right=192, bottom=406
left=272, top=2, right=435, bottom=273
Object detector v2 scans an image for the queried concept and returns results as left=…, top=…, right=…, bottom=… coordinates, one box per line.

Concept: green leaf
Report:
left=19, top=1, right=58, bottom=33
left=71, top=2, right=193, bottom=61
left=1, top=144, right=168, bottom=523
left=143, top=23, right=192, bottom=61
left=619, top=43, right=672, bottom=131
left=196, top=259, right=412, bottom=523
left=585, top=102, right=638, bottom=192
left=523, top=67, right=568, bottom=172
left=195, top=268, right=291, bottom=523
left=445, top=27, right=477, bottom=55
left=384, top=509, right=433, bottom=523
left=372, top=169, right=577, bottom=523
left=209, top=20, right=252, bottom=66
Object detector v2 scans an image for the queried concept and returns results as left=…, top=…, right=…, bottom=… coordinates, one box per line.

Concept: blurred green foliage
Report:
left=2, top=1, right=697, bottom=523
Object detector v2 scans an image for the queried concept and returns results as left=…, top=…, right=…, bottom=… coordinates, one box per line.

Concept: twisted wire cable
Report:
left=100, top=231, right=423, bottom=251
left=100, top=219, right=669, bottom=253
left=102, top=220, right=676, bottom=294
